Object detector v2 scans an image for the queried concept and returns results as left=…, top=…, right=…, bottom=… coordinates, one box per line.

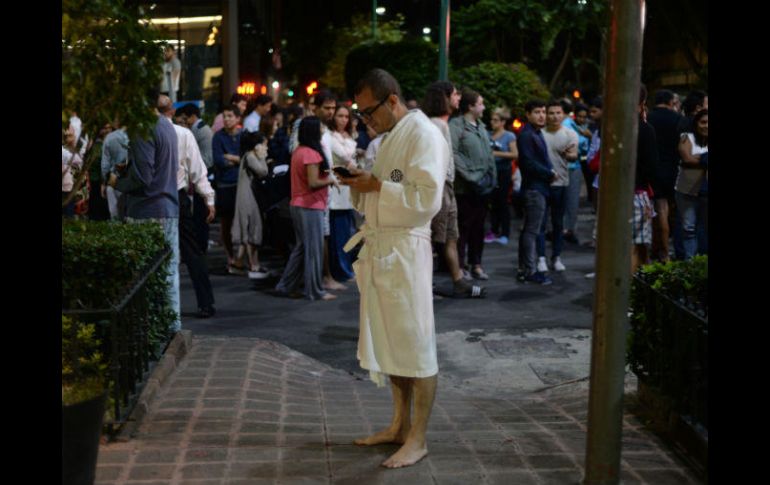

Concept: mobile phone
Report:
left=333, top=166, right=354, bottom=178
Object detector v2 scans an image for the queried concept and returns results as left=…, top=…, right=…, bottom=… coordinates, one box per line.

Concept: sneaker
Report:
left=585, top=272, right=596, bottom=279
left=248, top=270, right=269, bottom=280
left=195, top=306, right=216, bottom=318
left=525, top=271, right=553, bottom=286
left=496, top=236, right=509, bottom=245
left=461, top=269, right=473, bottom=281
left=553, top=257, right=566, bottom=272
left=537, top=257, right=549, bottom=273
left=453, top=279, right=487, bottom=298
left=563, top=231, right=580, bottom=244
left=228, top=265, right=247, bottom=275
left=484, top=231, right=498, bottom=243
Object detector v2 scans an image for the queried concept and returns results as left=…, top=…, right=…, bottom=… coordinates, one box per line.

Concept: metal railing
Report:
left=630, top=275, right=708, bottom=429
left=63, top=246, right=172, bottom=434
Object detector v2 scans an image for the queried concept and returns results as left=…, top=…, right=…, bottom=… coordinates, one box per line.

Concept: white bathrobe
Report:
left=344, top=110, right=448, bottom=386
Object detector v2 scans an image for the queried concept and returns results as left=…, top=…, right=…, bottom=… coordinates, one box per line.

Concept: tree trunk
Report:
left=549, top=33, right=572, bottom=94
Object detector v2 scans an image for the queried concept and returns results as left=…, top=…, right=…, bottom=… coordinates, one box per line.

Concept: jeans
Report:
left=537, top=186, right=567, bottom=259
left=518, top=189, right=547, bottom=274
left=564, top=168, right=583, bottom=233
left=675, top=191, right=708, bottom=260
left=128, top=217, right=181, bottom=332
left=329, top=209, right=356, bottom=281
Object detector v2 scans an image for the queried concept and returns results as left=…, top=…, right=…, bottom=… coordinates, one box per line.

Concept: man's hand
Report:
left=224, top=154, right=240, bottom=165
left=207, top=205, right=216, bottom=223
left=107, top=172, right=118, bottom=188
left=338, top=167, right=381, bottom=193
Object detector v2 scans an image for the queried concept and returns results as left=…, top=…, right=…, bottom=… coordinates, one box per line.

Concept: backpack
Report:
left=245, top=161, right=291, bottom=214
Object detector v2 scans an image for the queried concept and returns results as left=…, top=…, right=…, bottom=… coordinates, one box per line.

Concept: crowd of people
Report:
left=62, top=79, right=708, bottom=313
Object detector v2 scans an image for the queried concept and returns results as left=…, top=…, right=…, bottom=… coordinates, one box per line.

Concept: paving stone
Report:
left=193, top=420, right=233, bottom=433
left=636, top=469, right=695, bottom=484
left=431, top=472, right=486, bottom=485
left=514, top=436, right=566, bottom=454
left=159, top=399, right=198, bottom=409
left=180, top=463, right=228, bottom=479
left=281, top=446, right=330, bottom=462
left=622, top=452, right=676, bottom=469
left=475, top=453, right=525, bottom=471
left=283, top=433, right=327, bottom=446
left=139, top=421, right=189, bottom=435
left=98, top=450, right=132, bottom=464
left=523, top=453, right=580, bottom=469
left=427, top=455, right=483, bottom=474
left=236, top=434, right=279, bottom=447
left=127, top=464, right=176, bottom=480
left=95, top=465, right=124, bottom=481
left=182, top=448, right=229, bottom=462
left=189, top=433, right=231, bottom=447
left=227, top=462, right=280, bottom=479
left=242, top=411, right=282, bottom=422
left=239, top=422, right=281, bottom=433
left=231, top=448, right=281, bottom=462
left=485, top=470, right=539, bottom=485
left=135, top=448, right=181, bottom=463
left=279, top=478, right=330, bottom=485
left=149, top=409, right=196, bottom=421
left=534, top=468, right=585, bottom=485
left=280, top=460, right=330, bottom=477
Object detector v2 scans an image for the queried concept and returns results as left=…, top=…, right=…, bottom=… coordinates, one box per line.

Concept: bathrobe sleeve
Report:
left=377, top=123, right=447, bottom=228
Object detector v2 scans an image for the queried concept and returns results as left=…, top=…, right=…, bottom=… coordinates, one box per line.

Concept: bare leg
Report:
left=355, top=376, right=412, bottom=446
left=444, top=239, right=463, bottom=282
left=247, top=244, right=260, bottom=271
left=382, top=375, right=437, bottom=469
left=323, top=237, right=347, bottom=290
left=631, top=245, right=649, bottom=275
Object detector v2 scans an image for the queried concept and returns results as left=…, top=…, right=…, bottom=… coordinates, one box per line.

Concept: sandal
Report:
left=452, top=280, right=487, bottom=298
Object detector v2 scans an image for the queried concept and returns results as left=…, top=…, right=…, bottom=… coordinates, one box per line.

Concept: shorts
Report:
left=632, top=191, right=654, bottom=246
left=431, top=182, right=459, bottom=243
left=215, top=185, right=237, bottom=219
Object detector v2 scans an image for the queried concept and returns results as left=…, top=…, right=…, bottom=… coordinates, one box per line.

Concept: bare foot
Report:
left=320, top=293, right=337, bottom=301
left=381, top=439, right=428, bottom=468
left=354, top=428, right=406, bottom=446
left=323, top=278, right=347, bottom=291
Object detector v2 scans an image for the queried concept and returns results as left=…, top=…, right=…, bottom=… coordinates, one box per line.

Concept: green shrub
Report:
left=452, top=62, right=551, bottom=120
left=344, top=37, right=439, bottom=101
left=62, top=219, right=174, bottom=353
left=62, top=315, right=107, bottom=405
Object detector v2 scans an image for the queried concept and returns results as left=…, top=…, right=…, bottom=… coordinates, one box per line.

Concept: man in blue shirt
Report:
left=516, top=100, right=555, bottom=285
left=112, top=94, right=181, bottom=332
left=212, top=104, right=243, bottom=272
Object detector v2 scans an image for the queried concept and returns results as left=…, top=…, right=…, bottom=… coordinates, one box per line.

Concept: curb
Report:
left=113, top=329, right=193, bottom=442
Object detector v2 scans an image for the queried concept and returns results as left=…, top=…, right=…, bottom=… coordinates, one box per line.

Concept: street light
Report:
left=376, top=7, right=386, bottom=15
left=423, top=27, right=431, bottom=34
left=272, top=81, right=280, bottom=89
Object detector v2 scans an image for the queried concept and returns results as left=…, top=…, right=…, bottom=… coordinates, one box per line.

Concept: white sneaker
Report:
left=537, top=257, right=549, bottom=273
left=585, top=272, right=596, bottom=279
left=553, top=257, right=566, bottom=272
left=248, top=270, right=269, bottom=280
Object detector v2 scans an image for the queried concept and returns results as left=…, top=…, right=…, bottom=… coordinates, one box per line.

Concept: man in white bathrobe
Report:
left=340, top=69, right=448, bottom=469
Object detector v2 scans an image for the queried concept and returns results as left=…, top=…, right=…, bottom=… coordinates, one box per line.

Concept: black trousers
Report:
left=179, top=190, right=215, bottom=309
left=192, top=192, right=210, bottom=254
left=456, top=192, right=489, bottom=267
left=489, top=168, right=513, bottom=238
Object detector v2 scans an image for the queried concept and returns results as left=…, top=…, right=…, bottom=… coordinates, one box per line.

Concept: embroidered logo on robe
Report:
left=390, top=169, right=404, bottom=182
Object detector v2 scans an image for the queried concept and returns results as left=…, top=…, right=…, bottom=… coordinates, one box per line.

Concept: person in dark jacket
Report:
left=631, top=84, right=659, bottom=273
left=212, top=104, right=244, bottom=273
left=516, top=100, right=556, bottom=285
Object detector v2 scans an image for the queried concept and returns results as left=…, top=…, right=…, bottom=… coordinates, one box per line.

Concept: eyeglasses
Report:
left=353, top=95, right=391, bottom=121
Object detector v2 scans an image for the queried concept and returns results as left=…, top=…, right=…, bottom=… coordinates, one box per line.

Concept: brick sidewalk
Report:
left=96, top=337, right=702, bottom=485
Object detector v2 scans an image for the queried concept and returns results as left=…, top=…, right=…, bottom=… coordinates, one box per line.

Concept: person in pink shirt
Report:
left=274, top=116, right=339, bottom=300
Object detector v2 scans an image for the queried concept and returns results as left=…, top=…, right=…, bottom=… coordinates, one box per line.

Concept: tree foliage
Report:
left=62, top=0, right=164, bottom=207
left=451, top=0, right=609, bottom=93
left=452, top=62, right=551, bottom=120
left=320, top=13, right=406, bottom=96
left=345, top=38, right=439, bottom=101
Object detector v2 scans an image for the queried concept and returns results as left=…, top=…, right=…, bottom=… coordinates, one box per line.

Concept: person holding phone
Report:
left=341, top=69, right=447, bottom=469
left=273, top=116, right=339, bottom=301
left=327, top=104, right=360, bottom=283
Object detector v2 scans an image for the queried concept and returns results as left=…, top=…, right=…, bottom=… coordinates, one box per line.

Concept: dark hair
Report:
left=330, top=105, right=354, bottom=135
left=574, top=102, right=589, bottom=114
left=691, top=108, right=708, bottom=146
left=223, top=104, right=242, bottom=118
left=421, top=86, right=450, bottom=118
left=230, top=93, right=248, bottom=105
left=297, top=116, right=329, bottom=171
left=546, top=99, right=564, bottom=111
left=180, top=103, right=201, bottom=118
left=525, top=99, right=547, bottom=113
left=428, top=80, right=455, bottom=99
left=240, top=130, right=266, bottom=156
left=314, top=90, right=337, bottom=109
left=589, top=96, right=603, bottom=109
left=354, top=68, right=403, bottom=103
left=654, top=89, right=675, bottom=106
left=459, top=88, right=481, bottom=114
left=682, top=90, right=707, bottom=117
left=259, top=115, right=276, bottom=138
left=255, top=94, right=273, bottom=107
left=639, top=83, right=648, bottom=105
left=560, top=98, right=574, bottom=114
left=286, top=105, right=304, bottom=131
